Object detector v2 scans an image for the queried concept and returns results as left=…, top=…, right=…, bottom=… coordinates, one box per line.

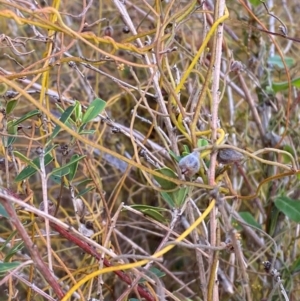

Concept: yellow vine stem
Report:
left=175, top=6, right=229, bottom=94
left=0, top=74, right=229, bottom=193
left=39, top=0, right=60, bottom=140
left=171, top=7, right=229, bottom=142
left=199, top=128, right=225, bottom=159
left=168, top=0, right=198, bottom=25
left=61, top=199, right=216, bottom=301
left=0, top=9, right=151, bottom=68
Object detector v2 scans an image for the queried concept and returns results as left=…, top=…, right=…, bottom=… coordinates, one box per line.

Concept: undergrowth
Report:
left=0, top=0, right=300, bottom=301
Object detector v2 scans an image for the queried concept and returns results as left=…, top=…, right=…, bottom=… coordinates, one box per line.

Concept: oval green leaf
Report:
left=197, top=138, right=209, bottom=148
left=4, top=120, right=18, bottom=147
left=6, top=99, right=18, bottom=114
left=68, top=154, right=81, bottom=181
left=239, top=212, right=261, bottom=229
left=13, top=151, right=39, bottom=170
left=49, top=105, right=76, bottom=142
left=82, top=98, right=106, bottom=124
left=12, top=109, right=40, bottom=126
left=268, top=55, right=294, bottom=69
left=74, top=100, right=82, bottom=123
left=153, top=167, right=178, bottom=190
left=0, top=83, right=8, bottom=95
left=248, top=0, right=261, bottom=6
left=172, top=187, right=189, bottom=207
left=169, top=150, right=181, bottom=162
left=50, top=155, right=85, bottom=177
left=15, top=154, right=53, bottom=182
left=0, top=204, right=9, bottom=219
left=130, top=205, right=167, bottom=223
left=160, top=192, right=175, bottom=208
left=0, top=262, right=21, bottom=275
left=272, top=77, right=300, bottom=92
left=274, top=196, right=300, bottom=222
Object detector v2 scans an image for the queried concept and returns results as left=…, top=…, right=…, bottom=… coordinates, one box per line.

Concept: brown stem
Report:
left=49, top=223, right=155, bottom=301
left=237, top=72, right=265, bottom=141
left=0, top=197, right=65, bottom=299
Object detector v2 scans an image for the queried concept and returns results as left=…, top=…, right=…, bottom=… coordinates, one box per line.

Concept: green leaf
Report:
left=248, top=0, right=261, bottom=6
left=55, top=103, right=65, bottom=114
left=0, top=204, right=9, bottom=219
left=6, top=99, right=18, bottom=114
left=51, top=166, right=70, bottom=177
left=14, top=154, right=53, bottom=182
left=139, top=267, right=166, bottom=283
left=75, top=178, right=93, bottom=187
left=160, top=192, right=175, bottom=208
left=153, top=167, right=177, bottom=190
left=172, top=187, right=189, bottom=207
left=239, top=212, right=261, bottom=229
left=68, top=154, right=81, bottom=181
left=82, top=98, right=106, bottom=124
left=74, top=100, right=82, bottom=123
left=0, top=83, right=8, bottom=95
left=13, top=151, right=39, bottom=170
left=76, top=186, right=95, bottom=197
left=44, top=144, right=59, bottom=155
left=78, top=129, right=96, bottom=135
left=0, top=262, right=21, bottom=275
left=49, top=174, right=64, bottom=184
left=282, top=145, right=294, bottom=164
left=5, top=120, right=18, bottom=147
left=197, top=138, right=209, bottom=148
left=0, top=230, right=18, bottom=251
left=130, top=205, right=167, bottom=223
left=182, top=145, right=190, bottom=156
left=4, top=242, right=24, bottom=262
left=12, top=109, right=40, bottom=126
left=49, top=105, right=76, bottom=142
left=272, top=77, right=300, bottom=92
left=274, top=196, right=300, bottom=222
left=148, top=267, right=165, bottom=278
left=50, top=155, right=85, bottom=177
left=291, top=257, right=300, bottom=274
left=169, top=150, right=181, bottom=162
left=268, top=55, right=294, bottom=69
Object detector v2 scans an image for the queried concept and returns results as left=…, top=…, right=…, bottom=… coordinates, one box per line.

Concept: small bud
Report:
left=122, top=26, right=130, bottom=34
left=75, top=197, right=85, bottom=217
left=178, top=151, right=200, bottom=177
left=264, top=132, right=281, bottom=147
left=217, top=149, right=244, bottom=164
left=230, top=60, right=243, bottom=72
left=79, top=223, right=95, bottom=238
left=104, top=26, right=113, bottom=37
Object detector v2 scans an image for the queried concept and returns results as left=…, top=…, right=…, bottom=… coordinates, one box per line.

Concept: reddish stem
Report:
left=50, top=223, right=155, bottom=301
left=0, top=197, right=65, bottom=299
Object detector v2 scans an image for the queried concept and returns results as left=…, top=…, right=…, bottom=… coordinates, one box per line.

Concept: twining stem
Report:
left=61, top=200, right=216, bottom=300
